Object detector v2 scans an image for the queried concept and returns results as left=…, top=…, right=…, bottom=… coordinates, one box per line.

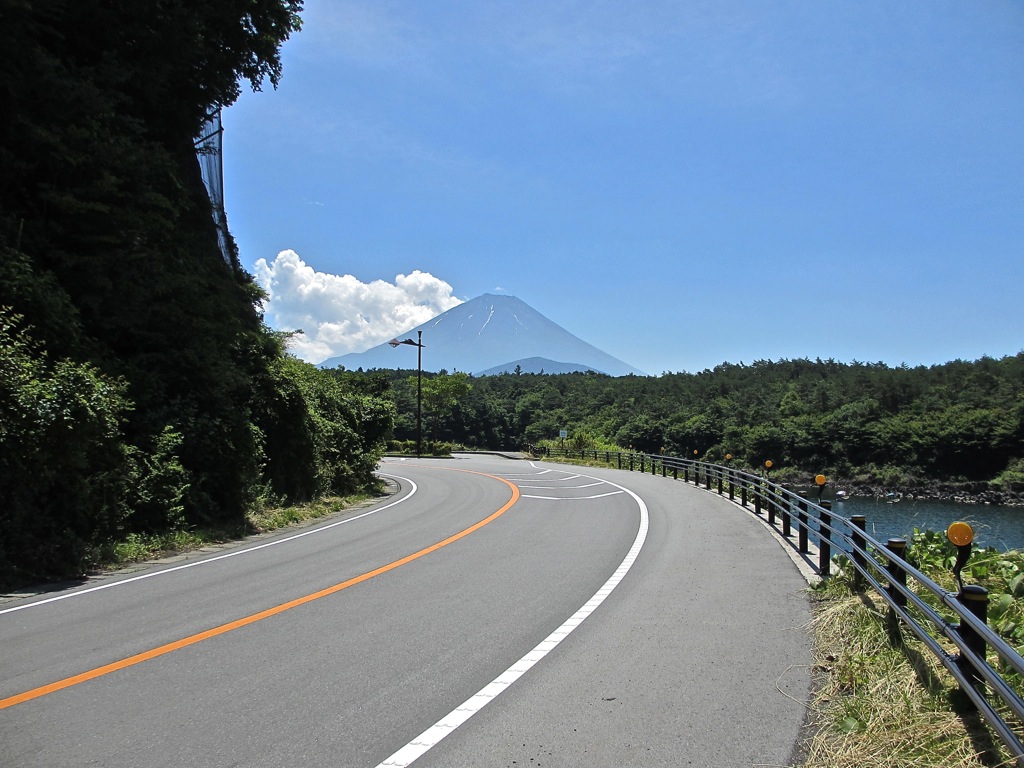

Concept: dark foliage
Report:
left=0, top=2, right=392, bottom=586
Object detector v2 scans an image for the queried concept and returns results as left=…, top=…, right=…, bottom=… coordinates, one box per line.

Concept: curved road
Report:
left=0, top=455, right=811, bottom=767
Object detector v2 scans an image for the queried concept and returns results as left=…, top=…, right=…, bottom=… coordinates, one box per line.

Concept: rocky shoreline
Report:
left=836, top=482, right=1024, bottom=508
left=778, top=472, right=1024, bottom=507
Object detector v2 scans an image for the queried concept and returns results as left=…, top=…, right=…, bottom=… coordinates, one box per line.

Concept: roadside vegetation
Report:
left=87, top=492, right=385, bottom=576
left=800, top=537, right=1024, bottom=767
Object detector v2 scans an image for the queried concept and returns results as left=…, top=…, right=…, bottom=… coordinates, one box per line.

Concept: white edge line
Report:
left=375, top=472, right=649, bottom=768
left=0, top=473, right=418, bottom=616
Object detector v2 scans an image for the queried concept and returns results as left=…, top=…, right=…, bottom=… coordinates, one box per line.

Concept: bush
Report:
left=992, top=458, right=1024, bottom=490
left=386, top=439, right=452, bottom=457
left=0, top=310, right=133, bottom=582
left=255, top=356, right=393, bottom=500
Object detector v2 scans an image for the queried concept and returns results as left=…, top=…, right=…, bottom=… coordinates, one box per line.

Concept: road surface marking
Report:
left=0, top=475, right=419, bottom=616
left=521, top=490, right=625, bottom=500
left=0, top=471, right=519, bottom=710
left=375, top=471, right=649, bottom=768
left=516, top=480, right=606, bottom=489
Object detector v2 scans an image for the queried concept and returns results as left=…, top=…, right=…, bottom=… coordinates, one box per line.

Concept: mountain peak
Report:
left=319, top=294, right=646, bottom=376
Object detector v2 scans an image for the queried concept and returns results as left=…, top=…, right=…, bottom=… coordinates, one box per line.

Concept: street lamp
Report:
left=389, top=330, right=424, bottom=458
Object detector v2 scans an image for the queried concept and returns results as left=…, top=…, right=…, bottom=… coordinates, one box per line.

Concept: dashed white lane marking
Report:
left=0, top=473, right=418, bottom=616
left=516, top=480, right=606, bottom=490
left=521, top=490, right=625, bottom=500
left=500, top=471, right=583, bottom=481
left=375, top=472, right=649, bottom=768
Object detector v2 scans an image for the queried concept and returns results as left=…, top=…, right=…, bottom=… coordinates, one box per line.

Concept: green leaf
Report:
left=1010, top=573, right=1024, bottom=598
left=991, top=593, right=1014, bottom=621
left=839, top=717, right=863, bottom=733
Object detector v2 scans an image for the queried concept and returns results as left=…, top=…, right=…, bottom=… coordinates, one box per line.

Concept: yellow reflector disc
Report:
left=947, top=521, right=974, bottom=547
left=815, top=474, right=827, bottom=486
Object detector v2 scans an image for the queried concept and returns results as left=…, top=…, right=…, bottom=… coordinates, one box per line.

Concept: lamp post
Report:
left=389, top=330, right=424, bottom=458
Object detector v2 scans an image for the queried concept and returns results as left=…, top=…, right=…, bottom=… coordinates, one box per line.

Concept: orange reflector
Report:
left=947, top=521, right=974, bottom=547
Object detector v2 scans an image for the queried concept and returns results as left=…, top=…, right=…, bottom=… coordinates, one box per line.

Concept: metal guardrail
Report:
left=533, top=447, right=1024, bottom=764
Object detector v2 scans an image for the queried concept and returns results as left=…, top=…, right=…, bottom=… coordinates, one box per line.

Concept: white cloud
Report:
left=253, top=250, right=463, bottom=364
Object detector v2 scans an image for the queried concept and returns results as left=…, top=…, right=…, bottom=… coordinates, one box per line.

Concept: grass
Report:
left=245, top=493, right=380, bottom=533
left=94, top=492, right=384, bottom=573
left=798, top=555, right=1022, bottom=768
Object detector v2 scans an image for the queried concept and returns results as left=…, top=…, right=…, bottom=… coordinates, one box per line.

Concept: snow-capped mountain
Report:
left=318, top=294, right=645, bottom=377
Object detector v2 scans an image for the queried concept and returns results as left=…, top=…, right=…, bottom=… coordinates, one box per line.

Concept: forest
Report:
left=351, top=353, right=1024, bottom=491
left=0, top=1, right=395, bottom=587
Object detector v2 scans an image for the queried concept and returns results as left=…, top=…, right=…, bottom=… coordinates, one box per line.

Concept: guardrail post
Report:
left=818, top=501, right=832, bottom=577
left=797, top=499, right=809, bottom=553
left=742, top=482, right=748, bottom=507
left=850, top=515, right=867, bottom=590
left=717, top=469, right=723, bottom=494
left=640, top=455, right=646, bottom=473
left=629, top=453, right=634, bottom=471
left=704, top=467, right=711, bottom=490
left=753, top=480, right=762, bottom=515
left=766, top=480, right=775, bottom=525
left=955, top=586, right=990, bottom=692
left=780, top=490, right=791, bottom=538
left=886, top=538, right=908, bottom=608
left=728, top=469, right=735, bottom=500
left=672, top=465, right=678, bottom=480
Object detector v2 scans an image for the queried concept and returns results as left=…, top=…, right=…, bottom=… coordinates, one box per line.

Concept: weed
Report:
left=88, top=493, right=382, bottom=574
left=800, top=537, right=1023, bottom=767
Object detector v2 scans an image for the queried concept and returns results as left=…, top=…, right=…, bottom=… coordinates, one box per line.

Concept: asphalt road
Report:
left=0, top=455, right=811, bottom=767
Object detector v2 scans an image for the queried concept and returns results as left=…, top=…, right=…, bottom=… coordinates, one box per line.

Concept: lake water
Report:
left=836, top=496, right=1024, bottom=552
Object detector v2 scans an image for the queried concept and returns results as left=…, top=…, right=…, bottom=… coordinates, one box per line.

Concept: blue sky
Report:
left=226, top=0, right=1024, bottom=375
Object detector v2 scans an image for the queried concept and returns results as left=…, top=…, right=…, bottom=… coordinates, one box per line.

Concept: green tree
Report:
left=419, top=372, right=472, bottom=442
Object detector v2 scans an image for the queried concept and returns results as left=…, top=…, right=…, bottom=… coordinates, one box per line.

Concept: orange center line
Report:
left=1, top=470, right=520, bottom=710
